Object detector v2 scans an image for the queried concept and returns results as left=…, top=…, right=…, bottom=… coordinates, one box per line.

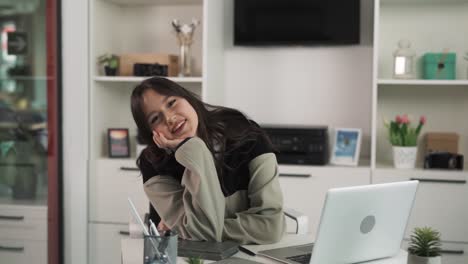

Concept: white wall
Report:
left=221, top=0, right=375, bottom=159
left=62, top=0, right=88, bottom=263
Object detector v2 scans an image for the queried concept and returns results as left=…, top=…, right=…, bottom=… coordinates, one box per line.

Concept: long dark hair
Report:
left=131, top=77, right=272, bottom=186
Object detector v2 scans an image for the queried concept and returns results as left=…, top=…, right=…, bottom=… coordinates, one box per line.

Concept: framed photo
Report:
left=108, top=128, right=130, bottom=158
left=330, top=128, right=362, bottom=166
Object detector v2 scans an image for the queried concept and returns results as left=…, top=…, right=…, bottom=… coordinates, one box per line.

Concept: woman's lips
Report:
left=172, top=120, right=186, bottom=135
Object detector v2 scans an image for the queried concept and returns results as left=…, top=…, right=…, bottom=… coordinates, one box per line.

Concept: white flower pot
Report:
left=392, top=146, right=417, bottom=169
left=407, top=254, right=441, bottom=264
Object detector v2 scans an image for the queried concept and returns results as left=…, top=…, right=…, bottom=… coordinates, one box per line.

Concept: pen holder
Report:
left=143, top=232, right=178, bottom=264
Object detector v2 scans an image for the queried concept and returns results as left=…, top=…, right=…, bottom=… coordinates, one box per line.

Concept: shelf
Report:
left=381, top=0, right=468, bottom=5
left=101, top=0, right=202, bottom=6
left=378, top=79, right=468, bottom=86
left=0, top=76, right=53, bottom=81
left=279, top=159, right=372, bottom=171
left=375, top=162, right=468, bottom=179
left=94, top=76, right=203, bottom=84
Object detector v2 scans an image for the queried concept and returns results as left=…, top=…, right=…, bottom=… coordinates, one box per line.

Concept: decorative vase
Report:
left=407, top=254, right=441, bottom=264
left=392, top=146, right=417, bottom=169
left=172, top=19, right=199, bottom=77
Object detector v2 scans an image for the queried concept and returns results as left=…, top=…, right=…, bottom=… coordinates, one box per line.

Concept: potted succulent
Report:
left=97, top=53, right=119, bottom=76
left=185, top=257, right=204, bottom=264
left=407, top=227, right=442, bottom=264
left=384, top=114, right=426, bottom=169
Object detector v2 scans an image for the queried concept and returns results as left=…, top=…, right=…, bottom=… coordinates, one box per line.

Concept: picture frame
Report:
left=330, top=128, right=362, bottom=166
left=108, top=128, right=130, bottom=158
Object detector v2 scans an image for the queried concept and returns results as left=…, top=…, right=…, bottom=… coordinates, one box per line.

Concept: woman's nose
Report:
left=166, top=115, right=177, bottom=125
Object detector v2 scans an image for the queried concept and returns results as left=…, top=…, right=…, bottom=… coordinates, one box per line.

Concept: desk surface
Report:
left=121, top=234, right=408, bottom=264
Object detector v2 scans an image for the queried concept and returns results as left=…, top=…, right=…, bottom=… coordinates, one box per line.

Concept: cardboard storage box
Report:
left=119, top=53, right=179, bottom=77
left=425, top=132, right=459, bottom=154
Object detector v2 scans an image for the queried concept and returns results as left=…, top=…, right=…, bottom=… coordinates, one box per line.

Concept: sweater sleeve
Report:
left=222, top=153, right=286, bottom=244
left=143, top=137, right=225, bottom=241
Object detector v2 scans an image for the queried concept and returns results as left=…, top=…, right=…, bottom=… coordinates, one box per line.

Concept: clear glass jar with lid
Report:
left=393, top=39, right=416, bottom=79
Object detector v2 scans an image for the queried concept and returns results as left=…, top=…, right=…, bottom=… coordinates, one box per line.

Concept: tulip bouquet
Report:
left=385, top=114, right=426, bottom=146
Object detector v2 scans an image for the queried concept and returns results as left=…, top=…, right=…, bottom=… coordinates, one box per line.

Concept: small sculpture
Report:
left=172, top=19, right=200, bottom=77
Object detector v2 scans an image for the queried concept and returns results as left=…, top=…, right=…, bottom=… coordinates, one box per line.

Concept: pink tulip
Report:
left=395, top=115, right=402, bottom=124
left=401, top=114, right=410, bottom=124
left=420, top=115, right=426, bottom=125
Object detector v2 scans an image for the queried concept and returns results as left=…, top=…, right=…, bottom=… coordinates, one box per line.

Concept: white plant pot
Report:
left=407, top=254, right=441, bottom=264
left=392, top=146, right=417, bottom=169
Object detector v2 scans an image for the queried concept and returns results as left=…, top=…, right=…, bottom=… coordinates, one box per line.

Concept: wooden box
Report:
left=425, top=132, right=459, bottom=154
left=118, top=53, right=179, bottom=77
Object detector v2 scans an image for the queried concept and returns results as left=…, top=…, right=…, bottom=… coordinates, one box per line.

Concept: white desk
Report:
left=121, top=234, right=408, bottom=264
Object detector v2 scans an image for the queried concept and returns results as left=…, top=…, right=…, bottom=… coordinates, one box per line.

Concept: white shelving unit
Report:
left=88, top=1, right=225, bottom=263
left=371, top=0, right=468, bottom=260
left=372, top=0, right=468, bottom=170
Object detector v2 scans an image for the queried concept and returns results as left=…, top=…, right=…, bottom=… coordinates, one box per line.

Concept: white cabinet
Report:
left=90, top=159, right=149, bottom=223
left=373, top=170, right=468, bottom=242
left=0, top=204, right=47, bottom=263
left=89, top=223, right=130, bottom=264
left=0, top=238, right=47, bottom=264
left=89, top=159, right=149, bottom=264
left=279, top=165, right=371, bottom=238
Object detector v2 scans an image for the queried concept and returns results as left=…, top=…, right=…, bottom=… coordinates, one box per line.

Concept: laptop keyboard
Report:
left=286, top=253, right=312, bottom=264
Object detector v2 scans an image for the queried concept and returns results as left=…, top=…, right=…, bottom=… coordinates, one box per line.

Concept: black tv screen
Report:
left=234, top=0, right=360, bottom=46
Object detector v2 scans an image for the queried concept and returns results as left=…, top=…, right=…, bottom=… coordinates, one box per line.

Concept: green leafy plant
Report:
left=408, top=227, right=442, bottom=257
left=384, top=114, right=426, bottom=146
left=97, top=53, right=119, bottom=69
left=185, top=256, right=204, bottom=264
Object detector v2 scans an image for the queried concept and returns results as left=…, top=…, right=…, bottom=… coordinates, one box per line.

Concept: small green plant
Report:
left=408, top=227, right=442, bottom=257
left=384, top=114, right=426, bottom=146
left=186, top=256, right=204, bottom=264
left=97, top=53, right=119, bottom=69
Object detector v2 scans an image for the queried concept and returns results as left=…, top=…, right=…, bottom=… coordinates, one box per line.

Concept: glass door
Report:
left=0, top=0, right=60, bottom=263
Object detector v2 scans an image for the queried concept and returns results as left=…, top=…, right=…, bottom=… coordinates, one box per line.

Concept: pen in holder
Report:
left=144, top=231, right=178, bottom=264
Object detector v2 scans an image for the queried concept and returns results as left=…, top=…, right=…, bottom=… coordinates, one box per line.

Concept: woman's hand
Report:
left=158, top=220, right=171, bottom=232
left=153, top=131, right=184, bottom=151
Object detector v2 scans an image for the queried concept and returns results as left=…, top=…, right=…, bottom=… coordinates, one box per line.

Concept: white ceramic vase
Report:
left=407, top=254, right=441, bottom=264
left=392, top=146, right=417, bottom=169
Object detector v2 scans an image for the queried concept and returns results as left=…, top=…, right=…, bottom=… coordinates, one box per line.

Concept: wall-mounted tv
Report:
left=234, top=0, right=360, bottom=46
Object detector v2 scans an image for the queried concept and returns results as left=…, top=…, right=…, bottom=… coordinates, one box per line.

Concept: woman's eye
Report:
left=168, top=99, right=176, bottom=107
left=150, top=115, right=159, bottom=124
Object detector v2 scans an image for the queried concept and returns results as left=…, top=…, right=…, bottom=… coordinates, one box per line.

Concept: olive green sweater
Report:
left=143, top=137, right=285, bottom=244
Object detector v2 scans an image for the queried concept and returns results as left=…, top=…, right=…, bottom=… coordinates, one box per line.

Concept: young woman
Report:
left=130, top=77, right=285, bottom=244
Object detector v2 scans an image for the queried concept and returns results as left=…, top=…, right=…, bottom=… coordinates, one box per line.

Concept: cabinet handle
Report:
left=119, top=230, right=130, bottom=236
left=0, top=215, right=24, bottom=221
left=0, top=245, right=24, bottom=252
left=410, top=178, right=466, bottom=184
left=279, top=173, right=311, bottom=178
left=440, top=249, right=464, bottom=255
left=120, top=167, right=139, bottom=171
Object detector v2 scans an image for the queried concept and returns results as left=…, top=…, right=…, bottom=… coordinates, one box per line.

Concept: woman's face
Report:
left=141, top=89, right=198, bottom=140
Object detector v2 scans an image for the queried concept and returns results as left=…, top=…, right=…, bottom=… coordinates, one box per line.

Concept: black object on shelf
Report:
left=262, top=125, right=329, bottom=165
left=133, top=63, right=168, bottom=77
left=104, top=66, right=117, bottom=76
left=424, top=152, right=463, bottom=170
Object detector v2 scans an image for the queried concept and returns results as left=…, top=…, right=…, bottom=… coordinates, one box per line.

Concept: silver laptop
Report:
left=258, top=181, right=419, bottom=264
